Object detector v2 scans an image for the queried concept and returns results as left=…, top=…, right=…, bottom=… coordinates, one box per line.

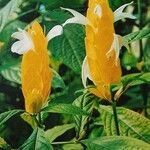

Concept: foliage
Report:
left=0, top=0, right=150, bottom=149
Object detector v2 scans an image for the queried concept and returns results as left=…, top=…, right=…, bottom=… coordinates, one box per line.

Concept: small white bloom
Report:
left=61, top=7, right=89, bottom=26
left=114, top=1, right=136, bottom=22
left=107, top=34, right=130, bottom=65
left=106, top=34, right=121, bottom=65
left=11, top=29, right=34, bottom=54
left=81, top=56, right=92, bottom=88
left=47, top=25, right=63, bottom=41
left=94, top=4, right=102, bottom=18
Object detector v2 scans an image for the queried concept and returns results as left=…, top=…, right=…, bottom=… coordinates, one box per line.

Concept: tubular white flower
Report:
left=106, top=34, right=130, bottom=65
left=61, top=7, right=89, bottom=26
left=81, top=56, right=92, bottom=88
left=47, top=25, right=63, bottom=41
left=11, top=29, right=34, bottom=54
left=114, top=1, right=136, bottom=22
left=106, top=34, right=121, bottom=65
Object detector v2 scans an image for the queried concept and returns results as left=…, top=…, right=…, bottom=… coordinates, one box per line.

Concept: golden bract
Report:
left=86, top=0, right=122, bottom=100
left=21, top=22, right=52, bottom=114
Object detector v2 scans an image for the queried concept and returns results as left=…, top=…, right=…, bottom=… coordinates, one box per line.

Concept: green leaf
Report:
left=112, top=72, right=150, bottom=91
left=62, top=143, right=83, bottom=150
left=49, top=24, right=85, bottom=73
left=82, top=136, right=150, bottom=150
left=42, top=103, right=88, bottom=116
left=0, top=0, right=23, bottom=32
left=52, top=69, right=66, bottom=90
left=73, top=92, right=98, bottom=140
left=0, top=137, right=11, bottom=150
left=19, top=128, right=53, bottom=150
left=97, top=105, right=150, bottom=144
left=0, top=62, right=21, bottom=84
left=123, top=28, right=150, bottom=44
left=0, top=109, right=23, bottom=127
left=45, top=123, right=75, bottom=143
left=0, top=20, right=26, bottom=43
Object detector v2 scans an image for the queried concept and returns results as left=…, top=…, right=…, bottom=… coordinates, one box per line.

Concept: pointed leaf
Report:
left=123, top=28, right=150, bottom=43
left=73, top=92, right=98, bottom=139
left=45, top=123, right=75, bottom=143
left=97, top=105, right=150, bottom=144
left=19, top=128, right=53, bottom=150
left=0, top=109, right=23, bottom=127
left=82, top=136, right=150, bottom=150
left=49, top=24, right=85, bottom=73
left=42, top=103, right=88, bottom=116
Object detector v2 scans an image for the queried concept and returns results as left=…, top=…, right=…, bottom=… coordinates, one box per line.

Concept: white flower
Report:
left=114, top=1, right=136, bottom=22
left=11, top=28, right=34, bottom=54
left=82, top=56, right=92, bottom=88
left=47, top=25, right=63, bottom=41
left=61, top=7, right=89, bottom=26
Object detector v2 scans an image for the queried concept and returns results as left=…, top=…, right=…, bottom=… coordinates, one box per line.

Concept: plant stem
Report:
left=137, top=0, right=143, bottom=61
left=137, top=0, right=148, bottom=116
left=52, top=141, right=76, bottom=145
left=112, top=100, right=120, bottom=135
left=37, top=112, right=43, bottom=126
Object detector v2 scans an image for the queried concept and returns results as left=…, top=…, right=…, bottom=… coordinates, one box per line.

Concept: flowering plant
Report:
left=0, top=0, right=150, bottom=149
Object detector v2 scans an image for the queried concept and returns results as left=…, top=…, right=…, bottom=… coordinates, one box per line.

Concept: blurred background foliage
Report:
left=0, top=0, right=150, bottom=149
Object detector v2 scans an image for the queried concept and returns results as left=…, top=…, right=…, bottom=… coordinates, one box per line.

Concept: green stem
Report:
left=37, top=112, right=43, bottom=126
left=137, top=0, right=143, bottom=61
left=32, top=112, right=43, bottom=128
left=137, top=0, right=148, bottom=116
left=51, top=141, right=76, bottom=145
left=112, top=100, right=120, bottom=135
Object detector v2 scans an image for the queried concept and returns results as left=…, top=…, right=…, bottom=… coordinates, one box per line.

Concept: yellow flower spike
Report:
left=21, top=21, right=52, bottom=114
left=11, top=21, right=52, bottom=114
left=83, top=0, right=121, bottom=100
left=61, top=1, right=135, bottom=100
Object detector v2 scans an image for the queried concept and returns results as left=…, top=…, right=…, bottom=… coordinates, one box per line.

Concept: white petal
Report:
left=81, top=56, right=92, bottom=88
left=11, top=29, right=34, bottom=54
left=114, top=1, right=136, bottom=22
left=94, top=4, right=102, bottom=18
left=11, top=40, right=32, bottom=54
left=11, top=32, right=24, bottom=40
left=47, top=25, right=63, bottom=41
left=11, top=41, right=23, bottom=53
left=61, top=7, right=89, bottom=26
left=106, top=34, right=121, bottom=64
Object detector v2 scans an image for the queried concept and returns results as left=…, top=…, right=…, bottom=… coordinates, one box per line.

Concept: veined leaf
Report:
left=49, top=24, right=85, bottom=74
left=0, top=109, right=23, bottom=127
left=0, top=63, right=21, bottom=84
left=97, top=105, right=150, bottom=144
left=42, top=103, right=88, bottom=116
left=73, top=92, right=98, bottom=140
left=112, top=72, right=150, bottom=91
left=0, top=0, right=23, bottom=32
left=62, top=143, right=83, bottom=150
left=45, top=123, right=75, bottom=143
left=0, top=137, right=11, bottom=150
left=123, top=28, right=150, bottom=43
left=19, top=128, right=53, bottom=150
left=82, top=136, right=150, bottom=150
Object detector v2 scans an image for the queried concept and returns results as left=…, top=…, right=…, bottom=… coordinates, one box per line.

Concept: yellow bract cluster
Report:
left=86, top=0, right=122, bottom=100
left=21, top=22, right=52, bottom=114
